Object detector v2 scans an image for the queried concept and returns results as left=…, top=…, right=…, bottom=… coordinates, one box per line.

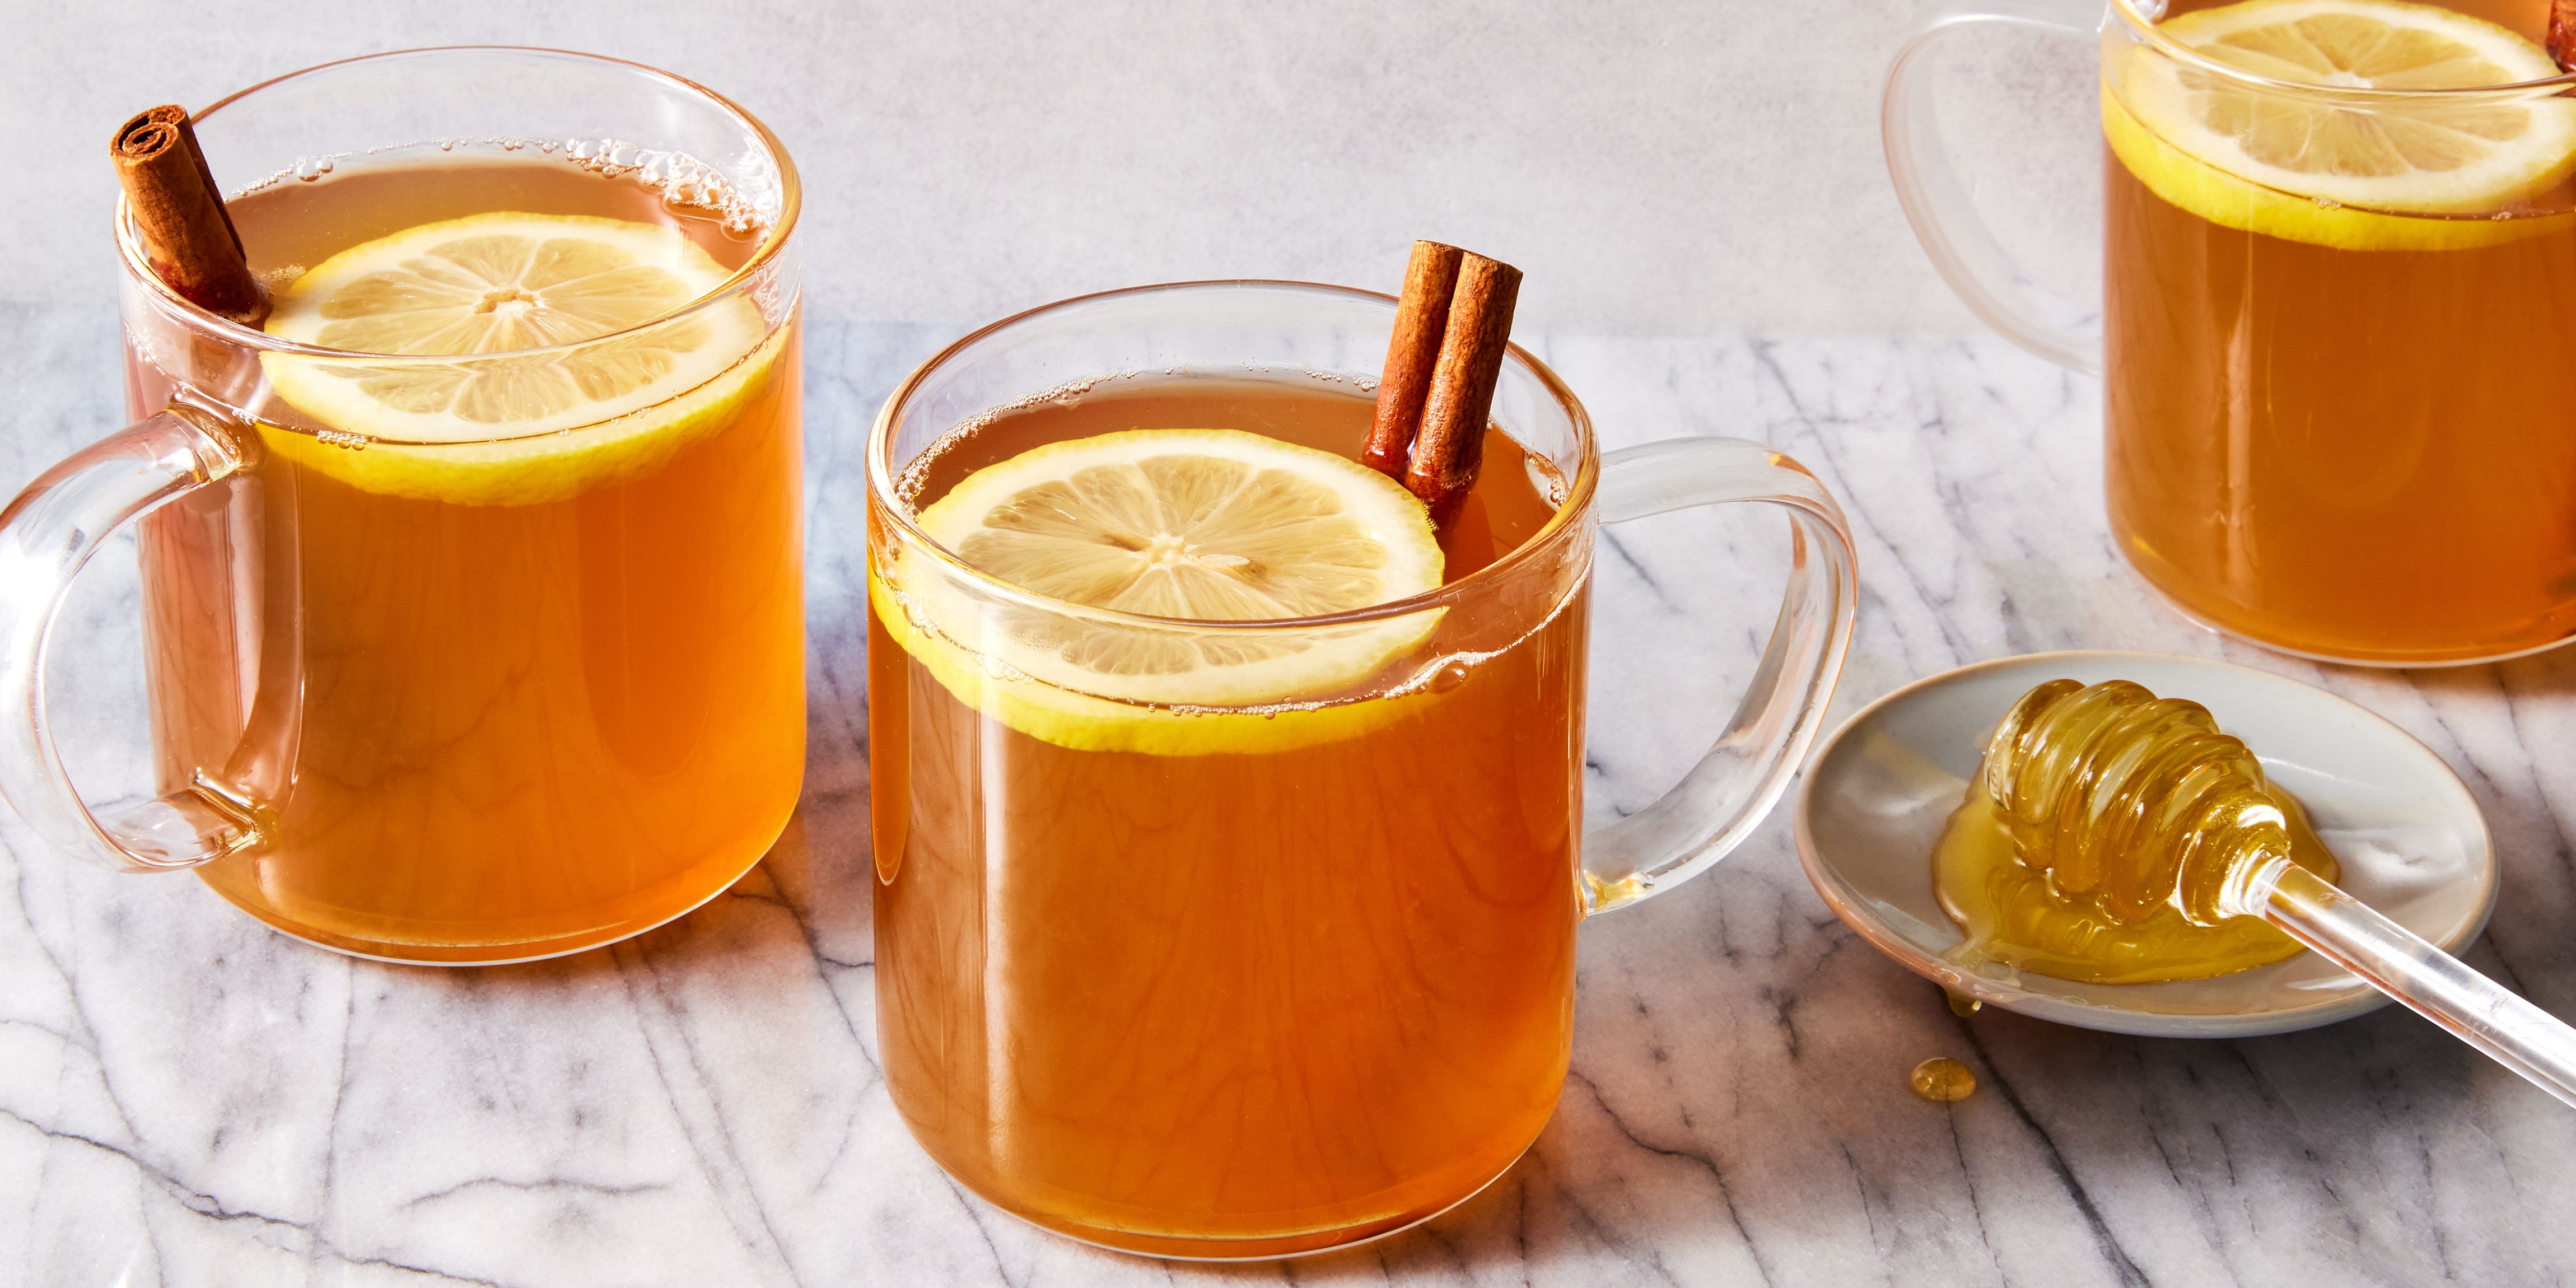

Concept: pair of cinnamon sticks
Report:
left=1362, top=241, right=1521, bottom=526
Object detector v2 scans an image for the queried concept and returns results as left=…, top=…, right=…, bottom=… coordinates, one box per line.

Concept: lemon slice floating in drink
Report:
left=260, top=211, right=778, bottom=505
left=875, top=428, right=1449, bottom=754
left=2108, top=0, right=2576, bottom=250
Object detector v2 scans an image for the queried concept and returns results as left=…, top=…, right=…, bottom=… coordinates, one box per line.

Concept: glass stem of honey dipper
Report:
left=1982, top=680, right=2576, bottom=1110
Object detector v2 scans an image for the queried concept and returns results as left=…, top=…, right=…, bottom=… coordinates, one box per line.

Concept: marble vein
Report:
left=0, top=306, right=2566, bottom=1284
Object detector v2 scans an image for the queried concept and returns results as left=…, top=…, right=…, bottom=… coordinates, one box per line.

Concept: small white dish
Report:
left=1794, top=651, right=2496, bottom=1038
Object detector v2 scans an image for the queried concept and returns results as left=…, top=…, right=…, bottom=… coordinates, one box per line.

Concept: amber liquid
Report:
left=2104, top=0, right=2576, bottom=663
left=871, top=379, right=1583, bottom=1256
left=130, top=157, right=805, bottom=962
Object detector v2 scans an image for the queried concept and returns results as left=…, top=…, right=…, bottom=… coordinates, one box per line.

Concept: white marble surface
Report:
left=3, top=304, right=2575, bottom=1285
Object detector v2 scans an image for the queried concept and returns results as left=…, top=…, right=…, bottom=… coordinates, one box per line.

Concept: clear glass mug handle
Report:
left=1580, top=437, right=1859, bottom=914
left=1883, top=0, right=2108, bottom=374
left=0, top=402, right=259, bottom=871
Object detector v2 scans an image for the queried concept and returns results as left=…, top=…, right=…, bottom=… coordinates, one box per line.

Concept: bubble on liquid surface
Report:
left=236, top=136, right=783, bottom=244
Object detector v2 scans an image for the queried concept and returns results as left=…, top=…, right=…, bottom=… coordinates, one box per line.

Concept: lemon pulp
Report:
left=259, top=212, right=779, bottom=506
left=2108, top=0, right=2576, bottom=250
left=877, top=428, right=1450, bottom=755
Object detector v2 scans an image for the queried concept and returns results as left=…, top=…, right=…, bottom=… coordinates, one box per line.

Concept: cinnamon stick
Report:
left=2554, top=0, right=2576, bottom=72
left=111, top=105, right=267, bottom=325
left=1361, top=240, right=1463, bottom=479
left=1401, top=251, right=1520, bottom=525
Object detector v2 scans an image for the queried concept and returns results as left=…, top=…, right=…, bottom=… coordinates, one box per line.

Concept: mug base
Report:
left=195, top=818, right=788, bottom=967
left=941, top=1131, right=1540, bottom=1262
left=2121, top=548, right=2576, bottom=669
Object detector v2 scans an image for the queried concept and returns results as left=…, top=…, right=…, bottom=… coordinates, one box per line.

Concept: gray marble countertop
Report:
left=2, top=305, right=2571, bottom=1285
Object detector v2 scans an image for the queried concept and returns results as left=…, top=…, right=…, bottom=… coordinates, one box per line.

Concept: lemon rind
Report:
left=259, top=301, right=767, bottom=446
left=260, top=212, right=759, bottom=445
left=2110, top=0, right=2576, bottom=241
left=2104, top=81, right=2576, bottom=251
left=869, top=569, right=1439, bottom=756
left=254, top=211, right=782, bottom=506
left=263, top=211, right=735, bottom=349
left=911, top=427, right=1448, bottom=708
left=258, top=304, right=787, bottom=507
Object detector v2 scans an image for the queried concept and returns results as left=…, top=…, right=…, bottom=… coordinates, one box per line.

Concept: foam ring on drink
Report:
left=2108, top=0, right=2576, bottom=251
left=258, top=211, right=777, bottom=507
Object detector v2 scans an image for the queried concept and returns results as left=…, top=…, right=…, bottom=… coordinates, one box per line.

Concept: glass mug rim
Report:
left=113, top=45, right=804, bottom=374
left=2106, top=0, right=2576, bottom=100
left=867, top=278, right=1603, bottom=635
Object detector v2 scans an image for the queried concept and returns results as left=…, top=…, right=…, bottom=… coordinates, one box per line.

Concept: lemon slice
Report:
left=259, top=212, right=778, bottom=506
left=2112, top=0, right=2576, bottom=247
left=916, top=428, right=1444, bottom=703
left=878, top=428, right=1451, bottom=754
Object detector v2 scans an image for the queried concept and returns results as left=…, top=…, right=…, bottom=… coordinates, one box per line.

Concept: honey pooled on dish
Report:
left=1931, top=679, right=2342, bottom=985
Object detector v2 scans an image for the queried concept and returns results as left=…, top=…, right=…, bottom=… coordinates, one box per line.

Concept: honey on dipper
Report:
left=1931, top=679, right=2342, bottom=985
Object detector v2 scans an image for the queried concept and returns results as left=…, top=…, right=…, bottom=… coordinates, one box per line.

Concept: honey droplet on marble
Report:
left=1911, top=1057, right=1977, bottom=1103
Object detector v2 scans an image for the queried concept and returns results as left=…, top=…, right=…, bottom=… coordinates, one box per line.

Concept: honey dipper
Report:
left=1981, top=679, right=2576, bottom=1108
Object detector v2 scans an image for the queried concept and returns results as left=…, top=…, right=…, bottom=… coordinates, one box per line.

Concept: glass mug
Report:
left=1888, top=0, right=2576, bottom=665
left=867, top=281, right=1860, bottom=1258
left=0, top=50, right=805, bottom=964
